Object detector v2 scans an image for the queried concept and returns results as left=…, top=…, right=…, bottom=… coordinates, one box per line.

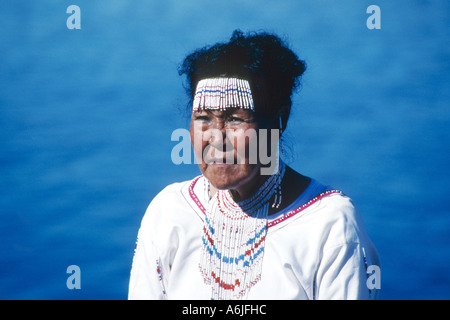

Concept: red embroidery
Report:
left=189, top=176, right=342, bottom=229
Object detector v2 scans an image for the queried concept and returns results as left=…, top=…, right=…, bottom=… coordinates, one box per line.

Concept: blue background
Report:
left=0, top=0, right=449, bottom=299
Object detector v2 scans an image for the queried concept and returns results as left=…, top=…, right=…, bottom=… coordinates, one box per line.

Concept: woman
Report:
left=128, top=30, right=380, bottom=300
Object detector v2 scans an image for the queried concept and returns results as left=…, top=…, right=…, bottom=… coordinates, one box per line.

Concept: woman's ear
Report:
left=277, top=105, right=290, bottom=131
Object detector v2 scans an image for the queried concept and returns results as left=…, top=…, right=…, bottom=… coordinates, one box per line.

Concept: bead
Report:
left=192, top=78, right=255, bottom=112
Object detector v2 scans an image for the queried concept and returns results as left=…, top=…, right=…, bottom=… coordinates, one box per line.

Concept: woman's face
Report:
left=190, top=108, right=265, bottom=198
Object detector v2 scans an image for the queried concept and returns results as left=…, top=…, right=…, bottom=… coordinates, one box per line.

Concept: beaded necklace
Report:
left=199, top=162, right=286, bottom=300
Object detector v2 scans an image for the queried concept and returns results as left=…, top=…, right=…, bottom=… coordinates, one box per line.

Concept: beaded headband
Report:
left=192, top=78, right=255, bottom=112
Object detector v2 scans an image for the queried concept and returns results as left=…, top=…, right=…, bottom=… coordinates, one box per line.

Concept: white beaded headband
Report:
left=192, top=77, right=255, bottom=112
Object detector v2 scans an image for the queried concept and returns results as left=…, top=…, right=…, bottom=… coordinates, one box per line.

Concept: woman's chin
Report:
left=204, top=163, right=262, bottom=195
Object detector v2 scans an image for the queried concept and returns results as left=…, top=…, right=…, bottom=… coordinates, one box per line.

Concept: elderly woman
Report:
left=128, top=30, right=380, bottom=300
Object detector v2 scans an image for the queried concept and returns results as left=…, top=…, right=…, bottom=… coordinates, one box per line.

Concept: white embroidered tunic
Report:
left=128, top=176, right=380, bottom=300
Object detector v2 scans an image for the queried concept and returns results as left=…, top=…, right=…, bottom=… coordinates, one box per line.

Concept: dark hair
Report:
left=178, top=30, right=306, bottom=130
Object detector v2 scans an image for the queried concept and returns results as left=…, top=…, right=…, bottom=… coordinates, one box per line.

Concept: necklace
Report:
left=199, top=162, right=286, bottom=300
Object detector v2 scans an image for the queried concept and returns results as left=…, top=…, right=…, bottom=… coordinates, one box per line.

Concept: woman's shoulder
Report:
left=316, top=190, right=357, bottom=217
left=304, top=190, right=371, bottom=248
left=270, top=177, right=368, bottom=243
left=140, top=176, right=201, bottom=224
left=150, top=176, right=201, bottom=204
left=290, top=176, right=360, bottom=226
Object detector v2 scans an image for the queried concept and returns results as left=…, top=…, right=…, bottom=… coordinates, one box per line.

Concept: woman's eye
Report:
left=228, top=117, right=244, bottom=123
left=195, top=115, right=210, bottom=122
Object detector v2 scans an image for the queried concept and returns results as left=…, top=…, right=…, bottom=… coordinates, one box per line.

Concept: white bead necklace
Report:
left=199, top=161, right=286, bottom=300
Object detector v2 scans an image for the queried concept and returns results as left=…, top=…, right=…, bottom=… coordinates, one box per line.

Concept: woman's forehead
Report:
left=192, top=107, right=254, bottom=116
left=193, top=106, right=248, bottom=113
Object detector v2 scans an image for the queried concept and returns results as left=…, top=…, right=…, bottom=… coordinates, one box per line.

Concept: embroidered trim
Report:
left=266, top=189, right=342, bottom=228
left=188, top=176, right=343, bottom=229
left=156, top=259, right=167, bottom=298
left=133, top=237, right=138, bottom=257
left=362, top=247, right=372, bottom=296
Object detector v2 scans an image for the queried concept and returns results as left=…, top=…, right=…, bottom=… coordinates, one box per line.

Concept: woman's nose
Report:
left=207, top=128, right=226, bottom=147
left=206, top=119, right=225, bottom=144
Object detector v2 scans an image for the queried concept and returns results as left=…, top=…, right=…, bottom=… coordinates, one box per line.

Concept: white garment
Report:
left=128, top=176, right=380, bottom=300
